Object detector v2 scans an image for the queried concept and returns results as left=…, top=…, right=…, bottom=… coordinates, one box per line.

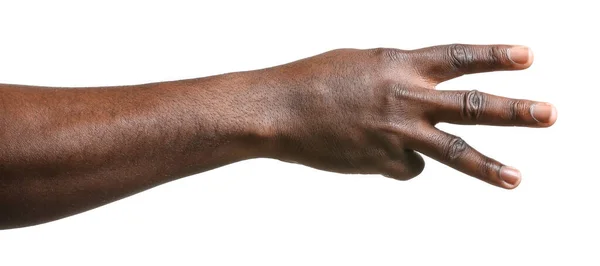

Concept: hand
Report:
left=265, top=44, right=556, bottom=189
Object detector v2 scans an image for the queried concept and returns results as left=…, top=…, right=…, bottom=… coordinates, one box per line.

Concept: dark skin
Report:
left=0, top=44, right=556, bottom=229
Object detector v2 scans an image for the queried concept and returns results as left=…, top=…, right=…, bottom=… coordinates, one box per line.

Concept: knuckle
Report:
left=391, top=83, right=410, bottom=99
left=381, top=152, right=425, bottom=181
left=477, top=157, right=499, bottom=182
left=486, top=46, right=505, bottom=66
left=447, top=43, right=473, bottom=71
left=370, top=47, right=386, bottom=57
left=443, top=136, right=468, bottom=161
left=380, top=83, right=403, bottom=110
left=508, top=100, right=518, bottom=121
left=460, top=90, right=485, bottom=120
left=389, top=83, right=431, bottom=105
left=507, top=99, right=530, bottom=121
left=372, top=47, right=406, bottom=62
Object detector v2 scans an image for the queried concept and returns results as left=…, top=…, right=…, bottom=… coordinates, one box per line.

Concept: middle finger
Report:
left=425, top=89, right=557, bottom=127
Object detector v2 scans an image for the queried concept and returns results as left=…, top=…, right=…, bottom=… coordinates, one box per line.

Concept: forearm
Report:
left=0, top=44, right=555, bottom=229
left=0, top=70, right=278, bottom=229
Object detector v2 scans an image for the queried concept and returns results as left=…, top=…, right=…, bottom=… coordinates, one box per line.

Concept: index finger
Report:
left=408, top=44, right=534, bottom=82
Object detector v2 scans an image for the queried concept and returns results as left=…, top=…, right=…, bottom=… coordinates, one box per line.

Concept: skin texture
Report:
left=0, top=44, right=557, bottom=229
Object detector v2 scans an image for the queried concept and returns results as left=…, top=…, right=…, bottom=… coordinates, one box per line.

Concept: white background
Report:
left=0, top=0, right=597, bottom=265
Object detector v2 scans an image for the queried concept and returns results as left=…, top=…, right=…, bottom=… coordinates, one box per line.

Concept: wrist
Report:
left=216, top=69, right=289, bottom=160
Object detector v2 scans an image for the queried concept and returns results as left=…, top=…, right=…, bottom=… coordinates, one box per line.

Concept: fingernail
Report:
left=500, top=166, right=521, bottom=187
left=530, top=103, right=557, bottom=123
left=508, top=46, right=531, bottom=64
